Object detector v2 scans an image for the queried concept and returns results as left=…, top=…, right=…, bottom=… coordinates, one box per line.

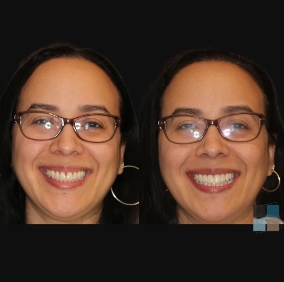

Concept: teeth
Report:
left=194, top=173, right=235, bottom=186
left=46, top=169, right=86, bottom=182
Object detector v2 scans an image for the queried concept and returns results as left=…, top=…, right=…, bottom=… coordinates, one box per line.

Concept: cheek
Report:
left=158, top=135, right=170, bottom=173
left=12, top=129, right=31, bottom=169
left=87, top=137, right=123, bottom=166
left=12, top=139, right=43, bottom=161
left=237, top=134, right=271, bottom=165
left=11, top=130, right=46, bottom=185
left=158, top=134, right=187, bottom=175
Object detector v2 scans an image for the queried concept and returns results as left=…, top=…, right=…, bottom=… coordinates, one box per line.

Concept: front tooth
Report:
left=80, top=171, right=86, bottom=179
left=72, top=172, right=78, bottom=181
left=55, top=171, right=60, bottom=181
left=196, top=174, right=201, bottom=182
left=227, top=173, right=231, bottom=181
left=78, top=171, right=82, bottom=179
left=66, top=172, right=72, bottom=182
left=225, top=173, right=230, bottom=181
left=202, top=174, right=207, bottom=183
left=207, top=175, right=213, bottom=184
left=60, top=172, right=66, bottom=182
left=214, top=175, right=220, bottom=184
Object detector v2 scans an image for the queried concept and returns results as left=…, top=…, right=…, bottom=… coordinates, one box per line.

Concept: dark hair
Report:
left=0, top=41, right=139, bottom=224
left=139, top=47, right=284, bottom=223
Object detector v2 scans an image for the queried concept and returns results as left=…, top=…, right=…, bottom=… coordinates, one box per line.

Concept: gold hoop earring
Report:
left=111, top=164, right=139, bottom=206
left=262, top=169, right=281, bottom=192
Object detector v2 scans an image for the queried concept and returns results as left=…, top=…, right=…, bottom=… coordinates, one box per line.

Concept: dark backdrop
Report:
left=0, top=5, right=283, bottom=236
left=1, top=9, right=283, bottom=121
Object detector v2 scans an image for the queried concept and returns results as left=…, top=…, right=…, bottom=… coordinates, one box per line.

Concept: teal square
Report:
left=253, top=218, right=266, bottom=231
left=266, top=205, right=279, bottom=217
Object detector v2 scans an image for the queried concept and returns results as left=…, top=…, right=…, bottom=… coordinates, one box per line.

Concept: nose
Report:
left=195, top=125, right=230, bottom=158
left=49, top=124, right=84, bottom=155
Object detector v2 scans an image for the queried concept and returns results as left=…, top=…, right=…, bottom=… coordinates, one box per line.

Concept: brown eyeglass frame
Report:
left=158, top=112, right=266, bottom=144
left=14, top=110, right=121, bottom=143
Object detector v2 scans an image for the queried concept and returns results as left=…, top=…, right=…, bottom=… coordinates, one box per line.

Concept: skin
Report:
left=12, top=58, right=125, bottom=224
left=158, top=61, right=275, bottom=224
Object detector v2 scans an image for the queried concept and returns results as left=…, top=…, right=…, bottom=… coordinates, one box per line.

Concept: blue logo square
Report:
left=266, top=204, right=279, bottom=217
left=253, top=218, right=266, bottom=231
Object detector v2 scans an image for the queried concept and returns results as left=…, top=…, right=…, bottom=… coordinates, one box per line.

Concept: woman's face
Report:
left=12, top=58, right=125, bottom=223
left=158, top=61, right=275, bottom=224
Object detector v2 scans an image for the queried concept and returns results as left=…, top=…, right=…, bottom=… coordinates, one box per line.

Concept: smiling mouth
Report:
left=194, top=173, right=235, bottom=186
left=46, top=169, right=87, bottom=182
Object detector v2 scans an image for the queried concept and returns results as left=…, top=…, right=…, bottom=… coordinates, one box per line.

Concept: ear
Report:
left=118, top=142, right=126, bottom=175
left=267, top=143, right=276, bottom=176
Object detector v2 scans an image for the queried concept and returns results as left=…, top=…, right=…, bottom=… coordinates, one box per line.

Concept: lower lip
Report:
left=187, top=173, right=236, bottom=193
left=40, top=169, right=89, bottom=189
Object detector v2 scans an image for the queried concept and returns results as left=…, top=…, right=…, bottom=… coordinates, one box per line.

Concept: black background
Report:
left=1, top=5, right=284, bottom=238
left=1, top=5, right=283, bottom=121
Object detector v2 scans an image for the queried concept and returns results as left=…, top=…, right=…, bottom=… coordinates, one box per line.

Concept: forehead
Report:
left=162, top=61, right=265, bottom=117
left=17, top=58, right=120, bottom=115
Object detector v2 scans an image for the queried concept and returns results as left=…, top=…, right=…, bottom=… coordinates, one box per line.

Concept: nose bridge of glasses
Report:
left=60, top=117, right=78, bottom=135
left=207, top=118, right=219, bottom=127
left=204, top=119, right=219, bottom=131
left=61, top=117, right=75, bottom=126
left=203, top=118, right=223, bottom=137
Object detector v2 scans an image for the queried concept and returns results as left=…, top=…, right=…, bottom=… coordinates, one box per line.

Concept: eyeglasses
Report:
left=158, top=113, right=266, bottom=144
left=14, top=111, right=121, bottom=143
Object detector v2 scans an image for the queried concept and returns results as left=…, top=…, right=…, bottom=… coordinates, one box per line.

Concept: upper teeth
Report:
left=194, top=173, right=235, bottom=186
left=46, top=169, right=86, bottom=182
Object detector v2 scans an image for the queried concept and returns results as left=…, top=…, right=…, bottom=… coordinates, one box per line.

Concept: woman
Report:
left=139, top=47, right=284, bottom=224
left=0, top=41, right=139, bottom=224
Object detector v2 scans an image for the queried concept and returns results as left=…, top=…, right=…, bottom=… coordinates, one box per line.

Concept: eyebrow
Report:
left=171, top=105, right=254, bottom=116
left=78, top=105, right=110, bottom=114
left=28, top=104, right=58, bottom=112
left=28, top=104, right=110, bottom=114
left=172, top=108, right=201, bottom=116
left=222, top=105, right=254, bottom=114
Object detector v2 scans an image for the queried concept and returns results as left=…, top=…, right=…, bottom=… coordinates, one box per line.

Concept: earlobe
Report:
left=267, top=144, right=276, bottom=176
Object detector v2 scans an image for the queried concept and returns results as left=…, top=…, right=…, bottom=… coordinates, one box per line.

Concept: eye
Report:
left=30, top=116, right=56, bottom=129
left=229, top=122, right=249, bottom=131
left=83, top=121, right=102, bottom=130
left=75, top=117, right=106, bottom=131
left=33, top=118, right=50, bottom=125
left=178, top=123, right=196, bottom=130
left=174, top=118, right=202, bottom=132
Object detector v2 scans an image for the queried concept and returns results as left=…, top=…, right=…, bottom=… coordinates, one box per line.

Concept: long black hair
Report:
left=0, top=41, right=139, bottom=224
left=139, top=47, right=284, bottom=223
